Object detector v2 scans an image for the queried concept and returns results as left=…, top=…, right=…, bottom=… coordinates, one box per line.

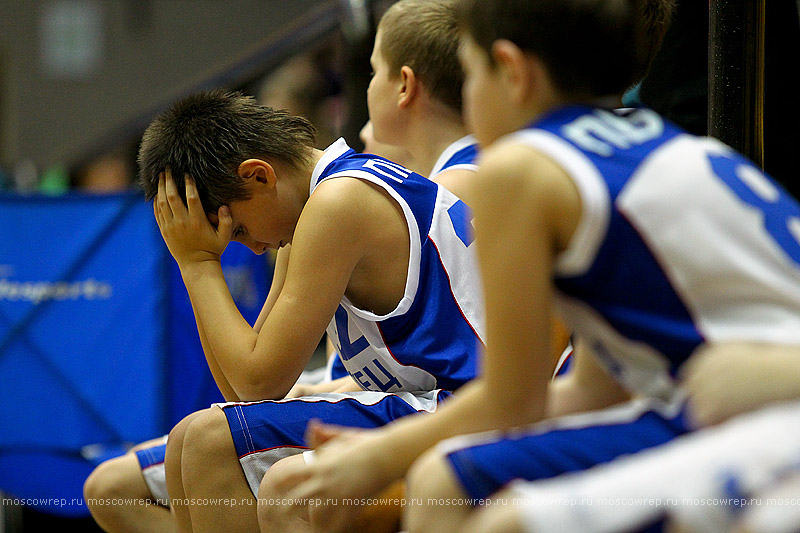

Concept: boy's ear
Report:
left=491, top=39, right=536, bottom=106
left=398, top=65, right=418, bottom=109
left=238, top=159, right=277, bottom=188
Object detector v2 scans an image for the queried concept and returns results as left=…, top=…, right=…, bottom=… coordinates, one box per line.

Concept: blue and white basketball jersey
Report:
left=509, top=106, right=800, bottom=400
left=326, top=135, right=481, bottom=383
left=430, top=135, right=479, bottom=178
left=313, top=139, right=484, bottom=393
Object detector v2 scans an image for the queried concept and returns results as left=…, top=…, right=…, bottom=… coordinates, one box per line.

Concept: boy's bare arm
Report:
left=254, top=245, right=291, bottom=332
left=157, top=173, right=384, bottom=401
left=152, top=181, right=239, bottom=402
left=187, top=245, right=291, bottom=401
left=545, top=338, right=631, bottom=418
left=681, top=342, right=800, bottom=428
left=285, top=375, right=363, bottom=398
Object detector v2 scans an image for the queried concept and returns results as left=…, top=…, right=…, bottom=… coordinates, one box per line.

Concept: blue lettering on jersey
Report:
left=334, top=305, right=368, bottom=361
left=447, top=200, right=474, bottom=246
left=353, top=358, right=402, bottom=392
left=708, top=154, right=800, bottom=265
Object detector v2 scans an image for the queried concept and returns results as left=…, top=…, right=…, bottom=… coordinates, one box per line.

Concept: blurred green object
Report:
left=38, top=165, right=70, bottom=194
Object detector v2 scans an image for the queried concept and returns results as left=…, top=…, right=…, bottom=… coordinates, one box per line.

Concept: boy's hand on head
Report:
left=153, top=169, right=232, bottom=267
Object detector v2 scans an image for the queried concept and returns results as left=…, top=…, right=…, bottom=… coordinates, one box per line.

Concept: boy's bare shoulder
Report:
left=475, top=137, right=582, bottom=249
left=478, top=137, right=569, bottom=186
left=432, top=167, right=475, bottom=205
left=308, top=175, right=395, bottom=214
left=299, top=175, right=405, bottom=240
left=475, top=138, right=578, bottom=208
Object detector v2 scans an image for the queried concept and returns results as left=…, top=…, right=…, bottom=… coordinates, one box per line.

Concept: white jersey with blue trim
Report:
left=509, top=106, right=800, bottom=400
left=430, top=135, right=479, bottom=178
left=312, top=138, right=485, bottom=393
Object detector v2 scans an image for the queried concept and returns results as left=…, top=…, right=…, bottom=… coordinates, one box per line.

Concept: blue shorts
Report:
left=224, top=389, right=450, bottom=495
left=440, top=398, right=690, bottom=501
left=135, top=436, right=169, bottom=504
left=136, top=389, right=450, bottom=502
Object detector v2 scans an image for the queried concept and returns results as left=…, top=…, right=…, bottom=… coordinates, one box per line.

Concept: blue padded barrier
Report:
left=0, top=191, right=270, bottom=516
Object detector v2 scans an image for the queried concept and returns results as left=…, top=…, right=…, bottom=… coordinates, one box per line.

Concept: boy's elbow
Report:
left=235, top=368, right=293, bottom=402
left=236, top=381, right=284, bottom=402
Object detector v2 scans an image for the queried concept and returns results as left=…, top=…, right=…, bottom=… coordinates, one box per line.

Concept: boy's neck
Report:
left=285, top=147, right=326, bottom=201
left=405, top=111, right=470, bottom=177
left=304, top=147, right=326, bottom=188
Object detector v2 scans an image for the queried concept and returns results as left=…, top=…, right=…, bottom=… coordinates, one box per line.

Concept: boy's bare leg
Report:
left=180, top=406, right=258, bottom=533
left=84, top=452, right=174, bottom=533
left=404, top=448, right=473, bottom=533
left=460, top=489, right=526, bottom=533
left=258, top=454, right=312, bottom=533
left=165, top=409, right=208, bottom=533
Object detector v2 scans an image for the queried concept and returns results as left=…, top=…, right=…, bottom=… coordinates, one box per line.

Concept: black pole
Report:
left=708, top=0, right=765, bottom=168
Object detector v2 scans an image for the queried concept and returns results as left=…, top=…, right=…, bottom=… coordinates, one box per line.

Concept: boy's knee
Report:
left=85, top=455, right=138, bottom=503
left=181, top=407, right=234, bottom=462
left=407, top=447, right=459, bottom=500
left=165, top=409, right=205, bottom=458
left=405, top=448, right=469, bottom=532
left=258, top=454, right=307, bottom=529
left=258, top=455, right=289, bottom=499
left=84, top=453, right=147, bottom=526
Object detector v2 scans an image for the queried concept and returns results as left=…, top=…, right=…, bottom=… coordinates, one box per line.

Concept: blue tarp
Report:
left=0, top=191, right=270, bottom=516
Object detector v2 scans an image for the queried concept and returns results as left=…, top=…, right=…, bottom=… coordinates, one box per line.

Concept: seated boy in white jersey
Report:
left=276, top=0, right=482, bottom=402
left=264, top=1, right=800, bottom=532
left=83, top=90, right=485, bottom=533
left=273, top=0, right=485, bottom=402
left=296, top=0, right=569, bottom=399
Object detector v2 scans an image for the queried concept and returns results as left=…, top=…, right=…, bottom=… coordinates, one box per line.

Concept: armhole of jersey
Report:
left=507, top=129, right=611, bottom=277
left=316, top=171, right=421, bottom=320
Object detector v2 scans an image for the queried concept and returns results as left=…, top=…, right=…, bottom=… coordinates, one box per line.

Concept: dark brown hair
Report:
left=138, top=90, right=316, bottom=213
left=457, top=0, right=649, bottom=98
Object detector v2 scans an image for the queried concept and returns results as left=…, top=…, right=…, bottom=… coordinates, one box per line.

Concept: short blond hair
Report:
left=378, top=0, right=463, bottom=114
